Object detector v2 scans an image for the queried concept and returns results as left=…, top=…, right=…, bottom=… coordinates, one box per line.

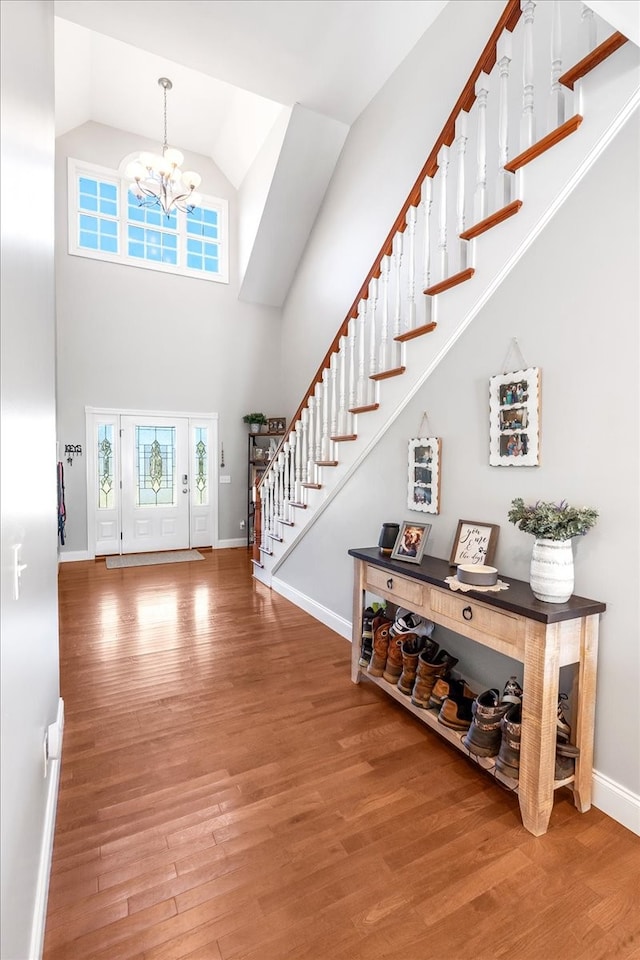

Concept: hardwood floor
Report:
left=44, top=549, right=639, bottom=960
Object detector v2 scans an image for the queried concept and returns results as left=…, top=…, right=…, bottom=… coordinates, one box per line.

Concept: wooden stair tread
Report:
left=301, top=482, right=322, bottom=489
left=314, top=460, right=339, bottom=467
left=277, top=518, right=295, bottom=527
left=330, top=434, right=357, bottom=442
left=289, top=502, right=308, bottom=509
left=370, top=366, right=406, bottom=381
left=394, top=322, right=437, bottom=343
left=267, top=533, right=283, bottom=542
left=504, top=115, right=583, bottom=173
left=424, top=268, right=475, bottom=296
left=460, top=200, right=523, bottom=241
left=349, top=403, right=380, bottom=414
left=559, top=31, right=627, bottom=90
left=250, top=558, right=264, bottom=568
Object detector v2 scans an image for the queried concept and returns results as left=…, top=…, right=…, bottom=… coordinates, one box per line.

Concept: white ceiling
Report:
left=54, top=0, right=449, bottom=188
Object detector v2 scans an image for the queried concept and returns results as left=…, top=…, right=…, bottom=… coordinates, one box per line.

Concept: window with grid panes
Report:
left=68, top=158, right=228, bottom=283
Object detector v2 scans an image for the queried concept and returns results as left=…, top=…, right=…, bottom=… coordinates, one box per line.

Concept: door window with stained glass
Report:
left=136, top=425, right=176, bottom=506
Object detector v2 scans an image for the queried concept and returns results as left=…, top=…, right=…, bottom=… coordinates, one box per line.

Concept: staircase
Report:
left=252, top=0, right=640, bottom=591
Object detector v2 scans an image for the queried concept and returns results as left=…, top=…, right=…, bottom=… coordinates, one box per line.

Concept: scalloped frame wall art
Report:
left=407, top=437, right=441, bottom=513
left=489, top=367, right=540, bottom=466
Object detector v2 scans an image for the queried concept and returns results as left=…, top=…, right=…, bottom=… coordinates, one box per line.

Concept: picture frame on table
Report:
left=390, top=521, right=431, bottom=565
left=268, top=417, right=286, bottom=434
left=449, top=520, right=499, bottom=567
left=489, top=367, right=541, bottom=466
left=407, top=437, right=441, bottom=514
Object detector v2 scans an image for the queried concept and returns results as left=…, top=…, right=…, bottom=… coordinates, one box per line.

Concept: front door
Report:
left=120, top=415, right=189, bottom=554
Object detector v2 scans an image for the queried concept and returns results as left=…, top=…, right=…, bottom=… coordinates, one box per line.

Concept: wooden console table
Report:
left=349, top=547, right=606, bottom=837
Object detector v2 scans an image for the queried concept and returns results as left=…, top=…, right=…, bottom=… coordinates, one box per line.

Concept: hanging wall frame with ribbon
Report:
left=489, top=341, right=540, bottom=466
left=407, top=432, right=441, bottom=515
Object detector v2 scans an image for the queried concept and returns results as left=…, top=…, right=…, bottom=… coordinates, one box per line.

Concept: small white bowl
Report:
left=456, top=564, right=498, bottom=586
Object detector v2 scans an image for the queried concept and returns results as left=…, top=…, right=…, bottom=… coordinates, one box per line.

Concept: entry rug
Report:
left=106, top=550, right=204, bottom=569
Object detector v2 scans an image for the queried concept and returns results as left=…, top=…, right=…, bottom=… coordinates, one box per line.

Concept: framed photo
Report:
left=449, top=520, right=499, bottom=567
left=268, top=417, right=286, bottom=434
left=407, top=437, right=441, bottom=514
left=489, top=367, right=540, bottom=466
left=390, top=521, right=431, bottom=565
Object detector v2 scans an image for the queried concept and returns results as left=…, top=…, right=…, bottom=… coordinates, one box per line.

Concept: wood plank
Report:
left=504, top=115, right=583, bottom=173
left=559, top=31, right=627, bottom=90
left=424, top=267, right=475, bottom=296
left=460, top=199, right=523, bottom=240
left=394, top=322, right=437, bottom=343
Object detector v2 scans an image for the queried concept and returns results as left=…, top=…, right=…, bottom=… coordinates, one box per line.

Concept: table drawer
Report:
left=366, top=564, right=424, bottom=608
left=429, top=588, right=524, bottom=651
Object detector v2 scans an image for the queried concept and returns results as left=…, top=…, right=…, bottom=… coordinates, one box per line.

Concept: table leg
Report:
left=572, top=615, right=599, bottom=812
left=351, top=559, right=366, bottom=683
left=519, top=621, right=560, bottom=836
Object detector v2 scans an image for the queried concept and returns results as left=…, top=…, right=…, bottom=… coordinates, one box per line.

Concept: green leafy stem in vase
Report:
left=508, top=498, right=598, bottom=541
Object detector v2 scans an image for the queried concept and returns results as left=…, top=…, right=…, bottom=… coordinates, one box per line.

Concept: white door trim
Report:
left=85, top=407, right=219, bottom=559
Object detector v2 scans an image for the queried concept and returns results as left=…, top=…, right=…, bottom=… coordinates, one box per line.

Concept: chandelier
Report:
left=125, top=77, right=202, bottom=218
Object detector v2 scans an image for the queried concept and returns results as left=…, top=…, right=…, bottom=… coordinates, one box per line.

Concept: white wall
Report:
left=277, top=112, right=640, bottom=807
left=55, top=122, right=285, bottom=552
left=1, top=2, right=62, bottom=957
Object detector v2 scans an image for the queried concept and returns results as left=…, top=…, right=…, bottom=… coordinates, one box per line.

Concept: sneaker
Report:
left=390, top=608, right=435, bottom=639
left=557, top=693, right=571, bottom=743
left=462, top=689, right=511, bottom=757
left=358, top=606, right=376, bottom=667
left=502, top=676, right=523, bottom=705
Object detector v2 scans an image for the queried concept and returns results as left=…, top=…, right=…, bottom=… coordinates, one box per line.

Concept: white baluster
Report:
left=392, top=232, right=403, bottom=365
left=405, top=209, right=417, bottom=332
left=355, top=300, right=368, bottom=408
left=474, top=74, right=489, bottom=226
left=437, top=144, right=450, bottom=282
left=300, top=408, right=309, bottom=487
left=368, top=278, right=378, bottom=390
left=306, top=396, right=317, bottom=482
left=281, top=442, right=290, bottom=520
left=347, top=317, right=357, bottom=411
left=378, top=256, right=390, bottom=374
left=337, top=335, right=349, bottom=435
left=455, top=111, right=468, bottom=269
left=294, top=420, right=303, bottom=502
left=314, top=383, right=323, bottom=463
left=520, top=0, right=537, bottom=152
left=421, top=176, right=434, bottom=308
left=581, top=2, right=597, bottom=54
left=329, top=353, right=338, bottom=439
left=496, top=29, right=513, bottom=207
left=320, top=368, right=332, bottom=462
left=549, top=0, right=565, bottom=130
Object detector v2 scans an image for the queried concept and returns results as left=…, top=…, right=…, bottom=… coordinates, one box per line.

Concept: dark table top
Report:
left=348, top=547, right=606, bottom=624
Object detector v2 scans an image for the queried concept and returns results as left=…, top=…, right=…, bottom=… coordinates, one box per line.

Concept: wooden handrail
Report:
left=261, top=0, right=522, bottom=484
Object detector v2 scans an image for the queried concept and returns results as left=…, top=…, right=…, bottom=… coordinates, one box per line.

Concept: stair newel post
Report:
left=337, top=335, right=349, bottom=437
left=405, top=208, right=417, bottom=333
left=329, top=352, right=338, bottom=441
left=421, top=176, right=434, bottom=321
left=520, top=0, right=537, bottom=152
left=580, top=2, right=597, bottom=54
left=320, top=367, right=332, bottom=462
left=368, top=277, right=378, bottom=394
left=392, top=231, right=403, bottom=367
left=455, top=111, right=469, bottom=270
left=355, top=300, right=368, bottom=408
left=252, top=479, right=261, bottom=561
left=300, top=407, right=309, bottom=488
left=496, top=29, right=513, bottom=207
left=378, top=256, right=390, bottom=374
left=436, top=144, right=450, bottom=284
left=549, top=0, right=565, bottom=130
left=474, top=74, right=489, bottom=228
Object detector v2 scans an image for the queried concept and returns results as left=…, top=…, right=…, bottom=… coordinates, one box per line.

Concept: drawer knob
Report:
left=386, top=577, right=393, bottom=589
left=462, top=605, right=473, bottom=621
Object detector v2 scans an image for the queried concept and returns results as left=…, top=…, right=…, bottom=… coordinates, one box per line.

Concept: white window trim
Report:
left=68, top=158, right=229, bottom=284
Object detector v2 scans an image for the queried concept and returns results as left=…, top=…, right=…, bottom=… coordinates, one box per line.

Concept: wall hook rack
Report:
left=64, top=443, right=82, bottom=466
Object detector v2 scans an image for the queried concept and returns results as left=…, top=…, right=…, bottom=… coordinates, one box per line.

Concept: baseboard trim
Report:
left=29, top=698, right=64, bottom=960
left=592, top=769, right=640, bottom=836
left=216, top=538, right=249, bottom=549
left=271, top=577, right=351, bottom=640
left=58, top=550, right=90, bottom=562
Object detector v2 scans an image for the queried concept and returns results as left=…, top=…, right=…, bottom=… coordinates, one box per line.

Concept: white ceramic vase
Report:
left=529, top=538, right=574, bottom=603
